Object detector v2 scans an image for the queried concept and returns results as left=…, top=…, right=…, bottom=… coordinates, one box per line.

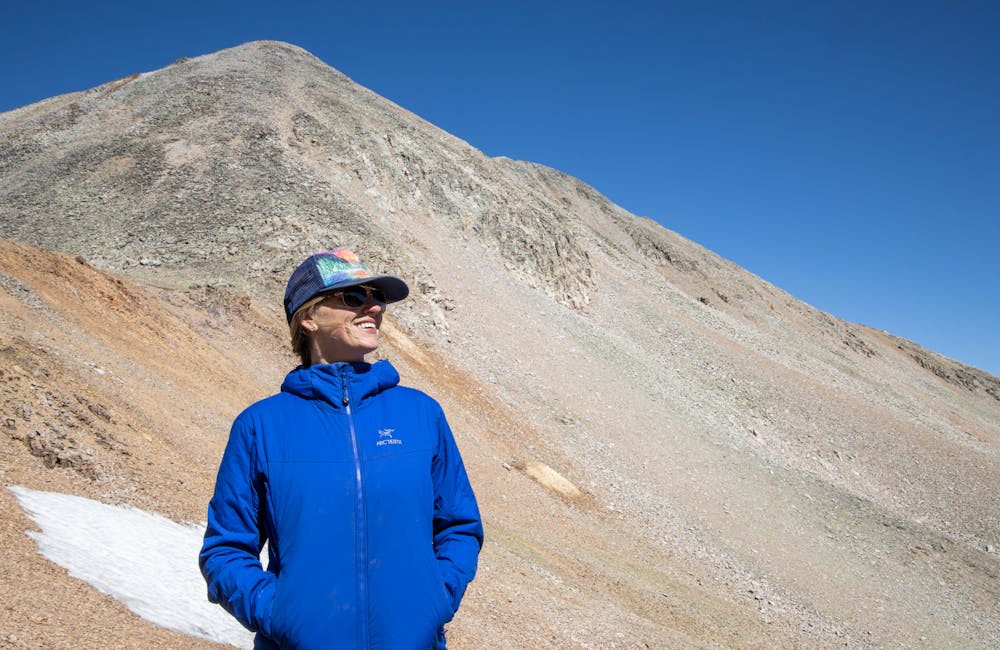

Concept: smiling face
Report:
left=300, top=290, right=383, bottom=364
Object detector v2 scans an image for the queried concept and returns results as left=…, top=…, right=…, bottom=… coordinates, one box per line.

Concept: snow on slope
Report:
left=10, top=486, right=253, bottom=648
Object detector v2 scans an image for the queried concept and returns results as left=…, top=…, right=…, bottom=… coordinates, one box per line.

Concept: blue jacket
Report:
left=200, top=361, right=484, bottom=649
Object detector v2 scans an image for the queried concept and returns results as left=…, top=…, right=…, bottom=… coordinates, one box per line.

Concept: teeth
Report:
left=357, top=322, right=376, bottom=330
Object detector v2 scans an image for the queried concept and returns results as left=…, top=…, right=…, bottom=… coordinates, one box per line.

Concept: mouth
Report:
left=355, top=320, right=378, bottom=331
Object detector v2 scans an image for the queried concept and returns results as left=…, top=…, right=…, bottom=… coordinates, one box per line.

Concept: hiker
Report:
left=200, top=249, right=484, bottom=649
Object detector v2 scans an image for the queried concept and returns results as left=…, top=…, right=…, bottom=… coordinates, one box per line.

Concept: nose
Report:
left=361, top=298, right=383, bottom=314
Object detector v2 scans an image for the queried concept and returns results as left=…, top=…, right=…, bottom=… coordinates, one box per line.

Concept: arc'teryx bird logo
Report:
left=376, top=428, right=402, bottom=447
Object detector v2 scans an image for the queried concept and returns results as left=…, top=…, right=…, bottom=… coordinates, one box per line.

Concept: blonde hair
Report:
left=289, top=294, right=329, bottom=367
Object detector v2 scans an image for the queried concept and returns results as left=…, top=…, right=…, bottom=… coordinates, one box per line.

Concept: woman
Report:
left=200, top=249, right=484, bottom=650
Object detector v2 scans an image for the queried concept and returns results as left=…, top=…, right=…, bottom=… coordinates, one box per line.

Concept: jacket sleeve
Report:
left=431, top=409, right=484, bottom=613
left=199, top=414, right=276, bottom=635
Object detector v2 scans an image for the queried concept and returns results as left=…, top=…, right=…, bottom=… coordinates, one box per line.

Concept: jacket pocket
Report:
left=432, top=563, right=456, bottom=627
left=260, top=573, right=286, bottom=643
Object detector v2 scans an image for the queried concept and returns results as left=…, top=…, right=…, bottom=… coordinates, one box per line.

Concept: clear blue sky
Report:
left=3, top=1, right=998, bottom=376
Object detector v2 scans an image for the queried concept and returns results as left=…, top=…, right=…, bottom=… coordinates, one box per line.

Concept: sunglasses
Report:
left=331, top=285, right=387, bottom=309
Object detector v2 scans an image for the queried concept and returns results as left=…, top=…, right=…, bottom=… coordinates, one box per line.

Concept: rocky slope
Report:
left=1, top=41, right=998, bottom=648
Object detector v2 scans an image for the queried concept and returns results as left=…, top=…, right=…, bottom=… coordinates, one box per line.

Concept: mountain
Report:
left=1, top=40, right=998, bottom=648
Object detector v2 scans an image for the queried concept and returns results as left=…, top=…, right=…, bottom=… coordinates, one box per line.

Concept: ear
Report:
left=300, top=317, right=319, bottom=334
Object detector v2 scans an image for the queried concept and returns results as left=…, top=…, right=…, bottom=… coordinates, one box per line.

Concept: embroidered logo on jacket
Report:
left=376, top=428, right=402, bottom=446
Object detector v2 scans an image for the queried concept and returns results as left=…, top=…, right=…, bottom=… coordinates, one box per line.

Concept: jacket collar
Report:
left=280, top=359, right=400, bottom=409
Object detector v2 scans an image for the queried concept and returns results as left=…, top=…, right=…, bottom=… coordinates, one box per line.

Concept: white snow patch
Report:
left=10, top=486, right=253, bottom=648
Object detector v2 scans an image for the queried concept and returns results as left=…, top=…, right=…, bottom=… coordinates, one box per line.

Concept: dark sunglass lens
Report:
left=338, top=287, right=386, bottom=308
left=340, top=289, right=367, bottom=307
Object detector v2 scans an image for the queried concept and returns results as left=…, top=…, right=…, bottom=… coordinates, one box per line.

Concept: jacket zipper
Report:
left=342, top=372, right=370, bottom=649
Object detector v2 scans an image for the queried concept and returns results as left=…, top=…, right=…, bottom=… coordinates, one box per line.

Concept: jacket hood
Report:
left=280, top=360, right=400, bottom=408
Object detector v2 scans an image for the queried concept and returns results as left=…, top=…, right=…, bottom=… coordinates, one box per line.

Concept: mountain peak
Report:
left=2, top=42, right=998, bottom=649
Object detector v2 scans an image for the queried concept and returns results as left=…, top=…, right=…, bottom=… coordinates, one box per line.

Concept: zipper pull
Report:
left=341, top=373, right=350, bottom=407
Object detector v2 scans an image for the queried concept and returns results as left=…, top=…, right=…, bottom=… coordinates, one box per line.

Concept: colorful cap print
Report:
left=283, top=248, right=410, bottom=322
